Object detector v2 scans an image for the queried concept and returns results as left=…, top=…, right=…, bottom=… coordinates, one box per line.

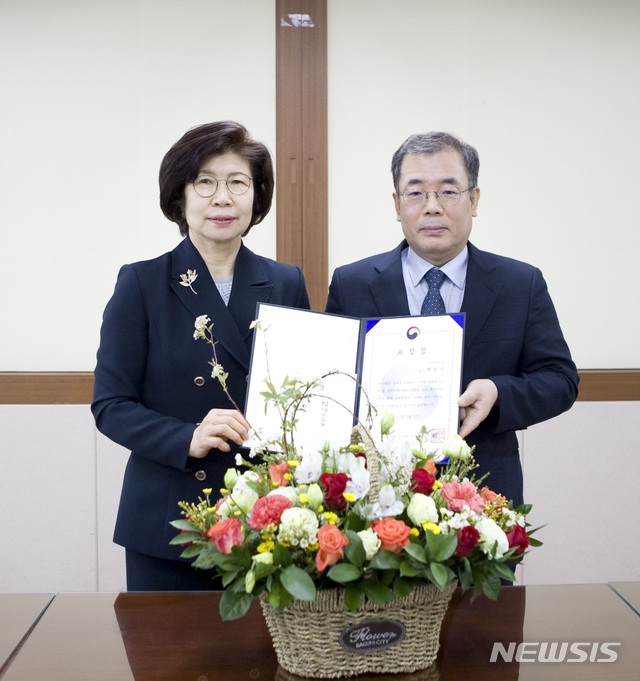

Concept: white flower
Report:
left=371, top=483, right=405, bottom=518
left=345, top=456, right=370, bottom=499
left=223, top=468, right=238, bottom=490
left=268, top=487, right=299, bottom=504
left=193, top=315, right=210, bottom=339
left=305, top=483, right=324, bottom=509
left=235, top=470, right=261, bottom=492
left=357, top=529, right=381, bottom=560
left=295, top=450, right=324, bottom=483
left=407, top=493, right=438, bottom=527
left=277, top=507, right=319, bottom=548
left=250, top=318, right=269, bottom=331
left=211, top=363, right=228, bottom=382
left=228, top=487, right=258, bottom=515
left=475, top=516, right=509, bottom=559
left=252, top=552, right=274, bottom=565
left=442, top=434, right=472, bottom=461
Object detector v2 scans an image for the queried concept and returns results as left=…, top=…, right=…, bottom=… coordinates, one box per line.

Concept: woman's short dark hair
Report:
left=159, top=121, right=274, bottom=237
left=391, top=131, right=480, bottom=192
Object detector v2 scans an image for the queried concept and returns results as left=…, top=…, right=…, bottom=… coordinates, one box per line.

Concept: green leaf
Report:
left=169, top=532, right=202, bottom=545
left=458, top=557, right=472, bottom=591
left=169, top=519, right=200, bottom=532
left=481, top=574, right=501, bottom=601
left=429, top=562, right=449, bottom=589
left=392, top=576, right=413, bottom=598
left=359, top=579, right=394, bottom=604
left=219, top=590, right=254, bottom=621
left=368, top=551, right=401, bottom=570
left=425, top=532, right=457, bottom=562
left=327, top=563, right=361, bottom=584
left=280, top=566, right=316, bottom=601
left=343, top=530, right=365, bottom=567
left=252, top=561, right=277, bottom=581
left=344, top=585, right=362, bottom=612
left=179, top=543, right=206, bottom=558
left=399, top=562, right=423, bottom=577
left=403, top=543, right=427, bottom=563
left=493, top=562, right=517, bottom=582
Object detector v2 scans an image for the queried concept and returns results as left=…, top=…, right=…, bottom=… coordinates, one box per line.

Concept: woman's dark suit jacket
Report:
left=92, top=236, right=310, bottom=560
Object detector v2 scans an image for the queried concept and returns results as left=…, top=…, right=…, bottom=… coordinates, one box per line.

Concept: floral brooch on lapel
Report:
left=179, top=269, right=199, bottom=295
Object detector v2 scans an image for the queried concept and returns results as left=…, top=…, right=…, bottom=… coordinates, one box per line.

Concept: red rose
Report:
left=506, top=524, right=530, bottom=554
left=411, top=469, right=436, bottom=495
left=319, top=473, right=351, bottom=511
left=455, top=525, right=480, bottom=557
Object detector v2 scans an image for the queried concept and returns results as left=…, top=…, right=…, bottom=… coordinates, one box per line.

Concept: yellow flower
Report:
left=410, top=527, right=420, bottom=537
left=323, top=511, right=339, bottom=525
left=257, top=541, right=275, bottom=553
left=299, top=493, right=309, bottom=504
left=202, top=488, right=212, bottom=495
left=287, top=460, right=300, bottom=467
left=343, top=492, right=356, bottom=503
left=433, top=481, right=443, bottom=490
left=423, top=522, right=441, bottom=534
left=219, top=488, right=229, bottom=495
left=284, top=473, right=293, bottom=480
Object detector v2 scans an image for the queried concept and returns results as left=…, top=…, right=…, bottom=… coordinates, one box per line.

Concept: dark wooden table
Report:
left=0, top=594, right=53, bottom=676
left=1, top=584, right=639, bottom=680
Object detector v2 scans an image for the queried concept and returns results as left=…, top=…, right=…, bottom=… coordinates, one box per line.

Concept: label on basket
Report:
left=338, top=618, right=406, bottom=655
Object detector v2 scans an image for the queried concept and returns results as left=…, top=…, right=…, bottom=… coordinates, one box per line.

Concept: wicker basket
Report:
left=261, top=581, right=456, bottom=678
left=260, top=426, right=455, bottom=678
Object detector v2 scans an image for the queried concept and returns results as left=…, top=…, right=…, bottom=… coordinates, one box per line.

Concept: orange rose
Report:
left=207, top=518, right=243, bottom=554
left=315, top=524, right=349, bottom=571
left=421, top=459, right=438, bottom=475
left=371, top=517, right=411, bottom=553
left=479, top=486, right=507, bottom=507
left=269, top=463, right=289, bottom=487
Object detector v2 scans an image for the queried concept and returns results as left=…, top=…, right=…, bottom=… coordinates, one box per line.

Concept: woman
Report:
left=92, top=121, right=310, bottom=590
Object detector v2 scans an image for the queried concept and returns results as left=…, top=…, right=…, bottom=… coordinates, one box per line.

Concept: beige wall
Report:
left=2, top=401, right=638, bottom=592
left=0, top=0, right=639, bottom=370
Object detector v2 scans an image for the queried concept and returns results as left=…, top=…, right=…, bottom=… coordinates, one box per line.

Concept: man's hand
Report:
left=188, top=408, right=251, bottom=459
left=457, top=379, right=498, bottom=438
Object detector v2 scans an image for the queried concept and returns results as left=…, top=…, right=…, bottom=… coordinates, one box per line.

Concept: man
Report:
left=325, top=131, right=578, bottom=506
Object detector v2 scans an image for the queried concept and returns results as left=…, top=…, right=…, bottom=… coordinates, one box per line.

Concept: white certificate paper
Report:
left=244, top=304, right=464, bottom=457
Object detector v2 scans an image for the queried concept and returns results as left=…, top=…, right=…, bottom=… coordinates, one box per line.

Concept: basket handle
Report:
left=351, top=425, right=380, bottom=504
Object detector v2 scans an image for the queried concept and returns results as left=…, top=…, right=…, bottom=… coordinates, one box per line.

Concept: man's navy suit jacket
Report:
left=92, top=236, right=310, bottom=560
left=326, top=241, right=579, bottom=506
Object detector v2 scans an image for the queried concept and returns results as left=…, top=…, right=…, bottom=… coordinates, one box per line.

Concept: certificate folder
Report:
left=244, top=303, right=464, bottom=458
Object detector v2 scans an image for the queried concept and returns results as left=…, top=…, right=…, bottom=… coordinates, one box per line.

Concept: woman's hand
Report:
left=188, top=408, right=251, bottom=459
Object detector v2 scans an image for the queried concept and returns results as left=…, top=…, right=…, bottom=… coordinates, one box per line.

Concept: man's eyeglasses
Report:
left=400, top=186, right=473, bottom=208
left=192, top=173, right=252, bottom=198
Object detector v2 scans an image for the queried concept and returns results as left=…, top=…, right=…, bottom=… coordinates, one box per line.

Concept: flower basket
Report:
left=172, top=319, right=540, bottom=679
left=261, top=580, right=456, bottom=678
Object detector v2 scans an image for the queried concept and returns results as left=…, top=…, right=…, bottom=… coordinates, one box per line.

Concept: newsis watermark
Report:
left=490, top=641, right=621, bottom=663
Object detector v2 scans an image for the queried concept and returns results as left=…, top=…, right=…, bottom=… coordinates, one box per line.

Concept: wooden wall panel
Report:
left=0, top=371, right=637, bottom=405
left=276, top=0, right=328, bottom=311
